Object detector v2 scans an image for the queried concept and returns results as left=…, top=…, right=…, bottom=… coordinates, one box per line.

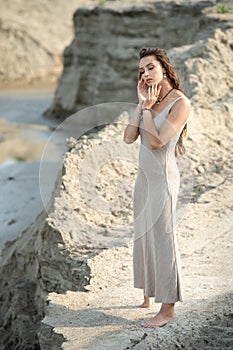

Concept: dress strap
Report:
left=167, top=95, right=187, bottom=113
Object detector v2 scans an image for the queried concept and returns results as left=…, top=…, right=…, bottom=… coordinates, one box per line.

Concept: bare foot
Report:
left=141, top=303, right=175, bottom=328
left=141, top=312, right=174, bottom=328
left=139, top=301, right=151, bottom=308
left=138, top=296, right=151, bottom=308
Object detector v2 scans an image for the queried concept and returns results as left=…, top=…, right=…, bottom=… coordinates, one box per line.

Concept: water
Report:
left=0, top=86, right=58, bottom=163
left=0, top=86, right=58, bottom=349
left=0, top=86, right=55, bottom=125
left=0, top=86, right=58, bottom=240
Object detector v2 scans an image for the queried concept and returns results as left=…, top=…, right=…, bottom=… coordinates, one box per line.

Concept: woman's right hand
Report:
left=137, top=78, right=148, bottom=105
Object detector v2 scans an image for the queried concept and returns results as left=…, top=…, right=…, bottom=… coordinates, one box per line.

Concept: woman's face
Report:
left=139, top=55, right=164, bottom=88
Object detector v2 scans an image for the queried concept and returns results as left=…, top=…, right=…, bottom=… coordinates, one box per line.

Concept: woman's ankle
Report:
left=144, top=296, right=150, bottom=303
left=159, top=303, right=175, bottom=317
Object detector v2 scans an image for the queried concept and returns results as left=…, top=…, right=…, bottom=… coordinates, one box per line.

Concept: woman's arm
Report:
left=143, top=98, right=191, bottom=149
left=123, top=78, right=148, bottom=144
left=123, top=103, right=142, bottom=144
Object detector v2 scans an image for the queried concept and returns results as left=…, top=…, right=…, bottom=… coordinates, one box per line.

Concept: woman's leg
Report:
left=139, top=294, right=151, bottom=308
left=141, top=303, right=175, bottom=327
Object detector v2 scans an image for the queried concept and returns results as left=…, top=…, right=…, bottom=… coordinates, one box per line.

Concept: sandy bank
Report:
left=41, top=205, right=233, bottom=349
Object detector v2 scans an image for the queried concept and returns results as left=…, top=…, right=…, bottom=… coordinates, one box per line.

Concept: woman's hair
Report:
left=139, top=47, right=187, bottom=156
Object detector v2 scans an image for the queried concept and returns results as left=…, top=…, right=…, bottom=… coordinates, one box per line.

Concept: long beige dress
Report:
left=133, top=96, right=187, bottom=303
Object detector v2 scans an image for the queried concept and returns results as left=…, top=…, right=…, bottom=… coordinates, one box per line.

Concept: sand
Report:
left=40, top=160, right=233, bottom=349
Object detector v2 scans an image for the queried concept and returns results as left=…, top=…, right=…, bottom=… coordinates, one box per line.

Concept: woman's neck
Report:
left=159, top=81, right=173, bottom=98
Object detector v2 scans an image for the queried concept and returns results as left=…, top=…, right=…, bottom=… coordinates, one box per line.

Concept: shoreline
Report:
left=0, top=86, right=61, bottom=258
left=0, top=81, right=57, bottom=94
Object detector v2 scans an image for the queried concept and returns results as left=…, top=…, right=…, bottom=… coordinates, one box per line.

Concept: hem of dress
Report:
left=133, top=286, right=183, bottom=303
left=153, top=298, right=183, bottom=304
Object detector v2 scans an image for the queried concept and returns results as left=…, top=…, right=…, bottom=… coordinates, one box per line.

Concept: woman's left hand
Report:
left=142, top=83, right=162, bottom=109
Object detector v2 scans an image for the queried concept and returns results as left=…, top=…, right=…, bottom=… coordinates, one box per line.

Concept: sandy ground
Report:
left=41, top=172, right=233, bottom=349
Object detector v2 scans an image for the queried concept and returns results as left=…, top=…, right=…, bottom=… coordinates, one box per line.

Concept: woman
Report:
left=123, top=47, right=191, bottom=328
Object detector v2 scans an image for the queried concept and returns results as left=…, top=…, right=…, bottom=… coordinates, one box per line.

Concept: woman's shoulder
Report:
left=168, top=91, right=191, bottom=118
left=172, top=90, right=191, bottom=107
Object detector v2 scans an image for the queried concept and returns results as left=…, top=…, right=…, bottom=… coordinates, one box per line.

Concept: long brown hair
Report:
left=139, top=47, right=187, bottom=156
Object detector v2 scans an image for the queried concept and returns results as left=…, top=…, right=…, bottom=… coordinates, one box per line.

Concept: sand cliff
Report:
left=0, top=0, right=105, bottom=87
left=44, top=0, right=233, bottom=119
